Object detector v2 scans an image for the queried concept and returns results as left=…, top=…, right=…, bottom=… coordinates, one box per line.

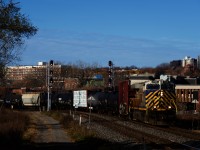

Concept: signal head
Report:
left=49, top=60, right=54, bottom=66
left=108, top=60, right=112, bottom=66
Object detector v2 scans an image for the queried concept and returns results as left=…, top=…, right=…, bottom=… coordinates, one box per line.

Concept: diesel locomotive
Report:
left=118, top=78, right=177, bottom=125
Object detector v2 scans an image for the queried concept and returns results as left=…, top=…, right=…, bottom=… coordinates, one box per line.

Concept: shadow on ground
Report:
left=0, top=137, right=152, bottom=150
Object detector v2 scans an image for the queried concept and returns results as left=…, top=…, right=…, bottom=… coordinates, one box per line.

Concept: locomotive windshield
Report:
left=146, top=84, right=160, bottom=90
left=161, top=82, right=174, bottom=90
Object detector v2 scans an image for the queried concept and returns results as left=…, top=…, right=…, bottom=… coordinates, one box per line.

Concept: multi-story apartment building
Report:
left=5, top=62, right=102, bottom=90
left=6, top=61, right=61, bottom=83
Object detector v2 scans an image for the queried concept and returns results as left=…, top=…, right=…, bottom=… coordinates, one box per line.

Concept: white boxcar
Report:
left=22, top=93, right=40, bottom=107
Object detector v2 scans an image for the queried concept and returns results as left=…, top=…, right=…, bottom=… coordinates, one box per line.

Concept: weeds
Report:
left=44, top=110, right=96, bottom=141
left=0, top=108, right=29, bottom=145
left=58, top=111, right=119, bottom=149
left=0, top=110, right=120, bottom=149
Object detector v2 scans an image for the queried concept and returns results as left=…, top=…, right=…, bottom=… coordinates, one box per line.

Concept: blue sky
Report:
left=17, top=0, right=200, bottom=67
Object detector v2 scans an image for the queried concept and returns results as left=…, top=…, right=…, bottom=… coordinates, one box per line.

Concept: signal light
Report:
left=50, top=60, right=54, bottom=66
left=108, top=70, right=112, bottom=76
left=50, top=77, right=53, bottom=84
left=48, top=59, right=54, bottom=85
left=108, top=60, right=114, bottom=91
left=108, top=60, right=112, bottom=66
left=108, top=78, right=112, bottom=83
left=50, top=70, right=53, bottom=75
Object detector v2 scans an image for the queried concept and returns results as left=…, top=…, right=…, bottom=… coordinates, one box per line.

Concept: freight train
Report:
left=76, top=76, right=176, bottom=125
left=0, top=77, right=178, bottom=126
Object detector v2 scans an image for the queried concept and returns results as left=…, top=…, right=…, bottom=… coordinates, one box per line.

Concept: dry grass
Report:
left=50, top=111, right=119, bottom=149
left=61, top=114, right=96, bottom=141
left=44, top=110, right=95, bottom=141
left=0, top=108, right=30, bottom=145
left=0, top=109, right=121, bottom=149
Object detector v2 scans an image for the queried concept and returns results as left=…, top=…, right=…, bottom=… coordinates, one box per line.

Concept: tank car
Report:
left=87, top=91, right=118, bottom=114
left=51, top=91, right=73, bottom=110
left=39, top=91, right=73, bottom=110
left=119, top=79, right=177, bottom=125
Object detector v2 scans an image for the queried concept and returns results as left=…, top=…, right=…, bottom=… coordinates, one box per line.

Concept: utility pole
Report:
left=47, top=60, right=54, bottom=111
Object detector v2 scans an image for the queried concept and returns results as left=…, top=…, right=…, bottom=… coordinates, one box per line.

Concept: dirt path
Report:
left=22, top=111, right=79, bottom=150
left=26, top=111, right=74, bottom=143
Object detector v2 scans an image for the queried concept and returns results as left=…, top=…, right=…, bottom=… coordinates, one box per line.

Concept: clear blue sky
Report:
left=17, top=0, right=200, bottom=67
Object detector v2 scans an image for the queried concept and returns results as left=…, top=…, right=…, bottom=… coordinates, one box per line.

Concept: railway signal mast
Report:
left=108, top=60, right=114, bottom=91
left=47, top=60, right=54, bottom=111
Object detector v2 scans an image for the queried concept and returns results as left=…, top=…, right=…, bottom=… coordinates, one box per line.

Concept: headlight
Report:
left=161, top=91, right=163, bottom=97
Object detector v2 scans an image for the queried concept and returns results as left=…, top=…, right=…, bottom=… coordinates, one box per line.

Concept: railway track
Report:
left=74, top=111, right=200, bottom=149
left=130, top=119, right=200, bottom=141
left=130, top=120, right=200, bottom=149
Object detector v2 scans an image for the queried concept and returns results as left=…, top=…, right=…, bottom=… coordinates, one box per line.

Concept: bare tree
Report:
left=0, top=0, right=37, bottom=83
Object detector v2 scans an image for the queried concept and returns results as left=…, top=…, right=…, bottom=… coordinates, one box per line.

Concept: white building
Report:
left=6, top=62, right=61, bottom=81
left=182, top=56, right=197, bottom=68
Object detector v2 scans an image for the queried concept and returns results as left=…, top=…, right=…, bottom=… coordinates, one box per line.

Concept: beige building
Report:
left=175, top=85, right=200, bottom=103
left=5, top=62, right=82, bottom=91
left=6, top=61, right=61, bottom=82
